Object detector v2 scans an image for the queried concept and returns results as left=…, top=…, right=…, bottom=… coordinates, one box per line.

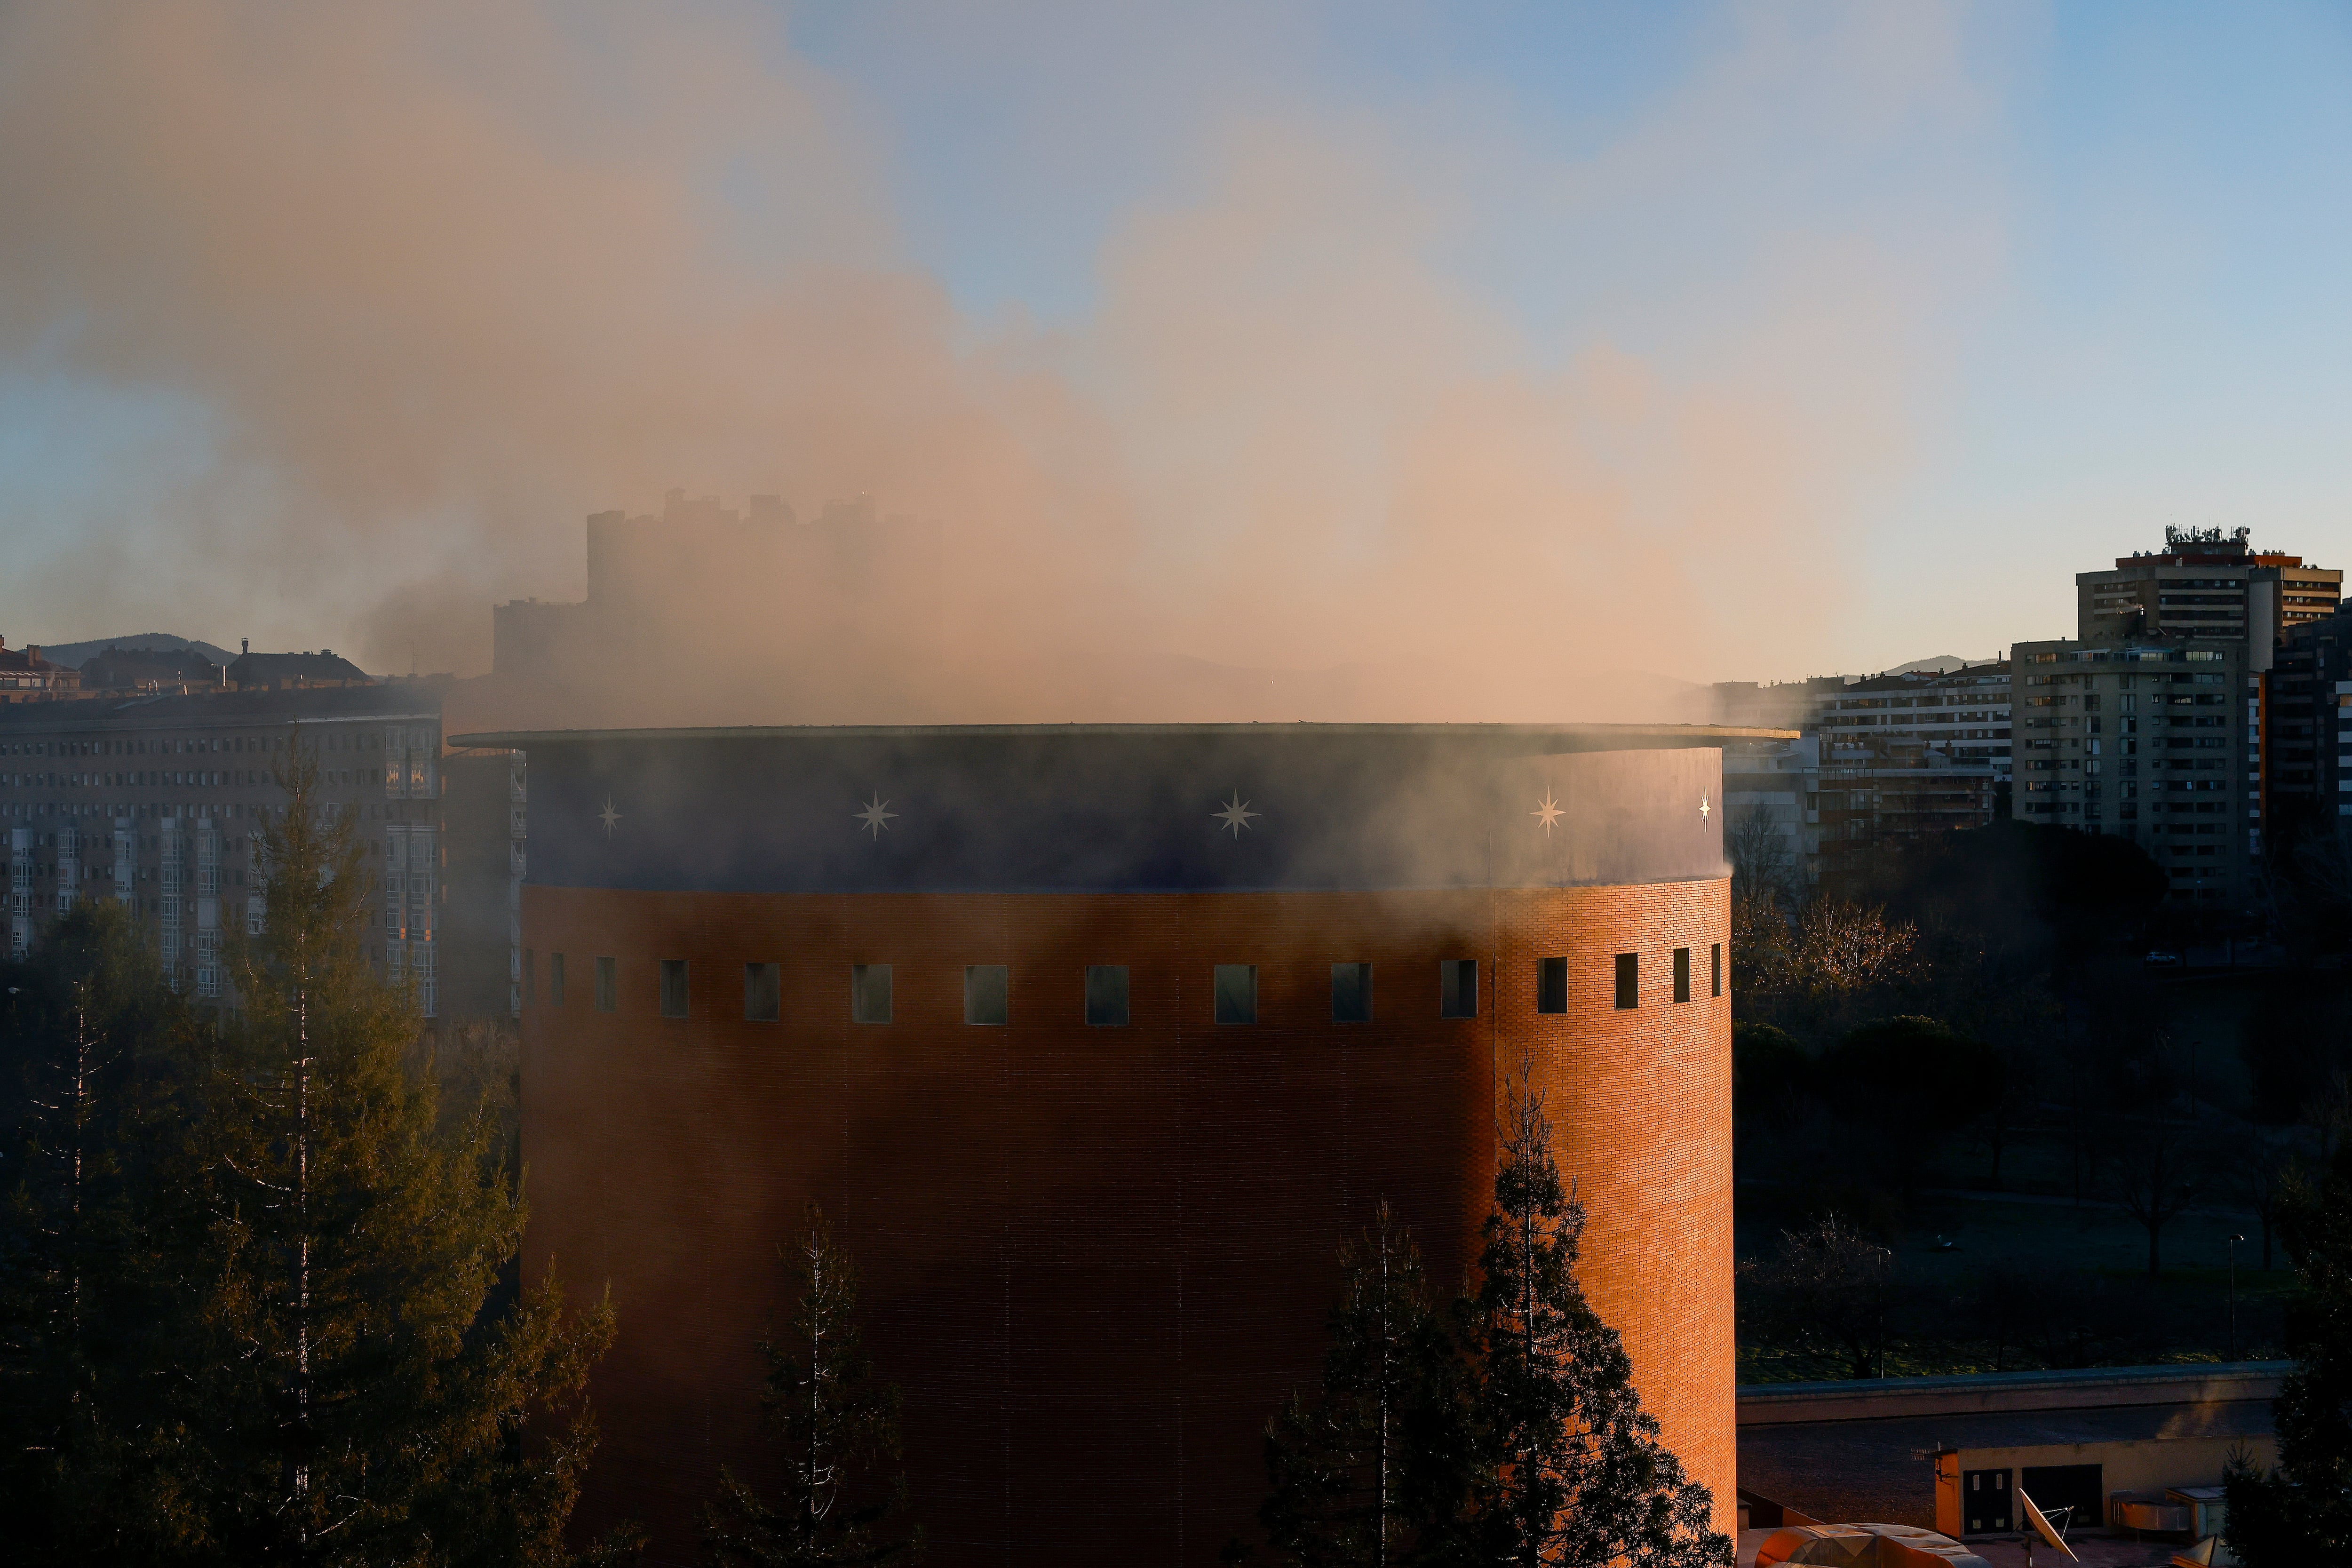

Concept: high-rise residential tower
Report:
left=2020, top=526, right=2344, bottom=910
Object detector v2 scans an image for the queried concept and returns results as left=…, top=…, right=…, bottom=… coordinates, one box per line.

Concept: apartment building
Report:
left=2050, top=527, right=2344, bottom=906
left=0, top=638, right=80, bottom=701
left=1812, top=662, right=2013, bottom=780
left=1715, top=663, right=2012, bottom=893
left=1723, top=734, right=1822, bottom=894
left=0, top=684, right=496, bottom=1018
left=2010, top=637, right=2248, bottom=906
left=2077, top=525, right=2341, bottom=646
left=1709, top=676, right=1846, bottom=733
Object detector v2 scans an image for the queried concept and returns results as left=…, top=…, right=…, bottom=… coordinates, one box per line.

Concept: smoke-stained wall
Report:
left=502, top=726, right=1736, bottom=1564
left=483, top=724, right=1732, bottom=896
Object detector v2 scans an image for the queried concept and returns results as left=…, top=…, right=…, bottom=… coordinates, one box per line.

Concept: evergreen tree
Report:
left=1259, top=1204, right=1465, bottom=1567
left=0, top=899, right=197, bottom=1563
left=1451, top=1072, right=1731, bottom=1568
left=163, top=739, right=618, bottom=1564
left=2225, top=1147, right=2352, bottom=1563
left=703, top=1203, right=919, bottom=1568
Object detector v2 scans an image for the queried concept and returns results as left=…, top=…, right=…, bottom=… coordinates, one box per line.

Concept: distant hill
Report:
left=25, top=633, right=238, bottom=670
left=1887, top=653, right=2001, bottom=675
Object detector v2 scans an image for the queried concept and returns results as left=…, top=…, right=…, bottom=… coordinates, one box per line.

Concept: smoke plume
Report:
left=0, top=2, right=2000, bottom=724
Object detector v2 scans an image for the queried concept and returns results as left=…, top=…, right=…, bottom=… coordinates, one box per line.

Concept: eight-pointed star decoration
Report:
left=598, top=797, right=621, bottom=836
left=1213, top=790, right=1259, bottom=837
left=855, top=793, right=898, bottom=839
left=1532, top=790, right=1564, bottom=835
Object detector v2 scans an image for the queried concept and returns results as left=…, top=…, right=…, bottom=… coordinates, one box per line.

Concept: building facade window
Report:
left=851, top=964, right=892, bottom=1025
left=1614, top=952, right=1639, bottom=1010
left=1213, top=964, right=1257, bottom=1025
left=594, top=956, right=618, bottom=1013
left=549, top=952, right=565, bottom=1006
left=1330, top=962, right=1372, bottom=1023
left=1672, top=947, right=1691, bottom=1004
left=1711, top=943, right=1723, bottom=998
left=1086, top=965, right=1129, bottom=1027
left=1439, top=958, right=1478, bottom=1019
left=745, top=962, right=780, bottom=1022
left=1537, top=956, right=1568, bottom=1014
left=660, top=959, right=688, bottom=1019
left=964, top=964, right=1009, bottom=1026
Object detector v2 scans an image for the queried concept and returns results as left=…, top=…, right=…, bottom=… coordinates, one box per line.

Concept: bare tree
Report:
left=1967, top=1261, right=2035, bottom=1374
left=2100, top=1117, right=2208, bottom=1277
left=2230, top=1130, right=2299, bottom=1272
left=2305, top=1069, right=2352, bottom=1168
left=1728, top=805, right=1799, bottom=914
left=1743, top=1214, right=1904, bottom=1380
left=1789, top=899, right=1918, bottom=996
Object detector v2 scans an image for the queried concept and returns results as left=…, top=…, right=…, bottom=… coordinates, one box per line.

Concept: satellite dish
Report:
left=2018, top=1488, right=2079, bottom=1562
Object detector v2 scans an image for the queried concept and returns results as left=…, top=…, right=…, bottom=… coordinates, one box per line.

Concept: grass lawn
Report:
left=1736, top=1128, right=2297, bottom=1383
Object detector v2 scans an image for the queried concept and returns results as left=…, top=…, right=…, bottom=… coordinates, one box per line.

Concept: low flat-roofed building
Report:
left=1931, top=1425, right=2273, bottom=1543
left=1738, top=1361, right=2284, bottom=1543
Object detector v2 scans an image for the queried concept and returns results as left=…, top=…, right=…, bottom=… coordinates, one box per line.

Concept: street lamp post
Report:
left=2228, top=1233, right=2246, bottom=1360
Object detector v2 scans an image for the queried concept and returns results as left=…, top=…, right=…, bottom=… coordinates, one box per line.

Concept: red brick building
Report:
left=467, top=723, right=1745, bottom=1565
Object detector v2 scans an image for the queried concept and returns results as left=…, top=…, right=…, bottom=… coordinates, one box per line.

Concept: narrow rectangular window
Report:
left=594, top=956, right=618, bottom=1013
left=1536, top=956, right=1568, bottom=1014
left=1613, top=952, right=1638, bottom=1010
left=1086, top=965, right=1129, bottom=1027
left=660, top=959, right=688, bottom=1018
left=964, top=964, right=1009, bottom=1026
left=1331, top=962, right=1372, bottom=1023
left=549, top=952, right=565, bottom=1007
left=523, top=948, right=535, bottom=1006
left=1710, top=943, right=1723, bottom=998
left=1672, top=947, right=1691, bottom=1004
left=851, top=964, right=891, bottom=1025
left=1213, top=964, right=1257, bottom=1025
left=745, top=962, right=780, bottom=1022
left=1439, top=958, right=1478, bottom=1019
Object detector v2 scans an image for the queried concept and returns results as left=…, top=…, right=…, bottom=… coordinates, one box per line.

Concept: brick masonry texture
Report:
left=522, top=877, right=1732, bottom=1565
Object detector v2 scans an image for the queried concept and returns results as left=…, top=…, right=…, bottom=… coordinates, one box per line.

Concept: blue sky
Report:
left=789, top=0, right=2352, bottom=669
left=1, top=2, right=2348, bottom=691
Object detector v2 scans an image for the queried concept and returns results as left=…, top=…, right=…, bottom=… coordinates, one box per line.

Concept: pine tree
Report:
left=1451, top=1070, right=1731, bottom=1568
left=165, top=737, right=618, bottom=1564
left=703, top=1203, right=919, bottom=1568
left=0, top=899, right=196, bottom=1563
left=1260, top=1204, right=1465, bottom=1568
left=2225, top=1147, right=2352, bottom=1563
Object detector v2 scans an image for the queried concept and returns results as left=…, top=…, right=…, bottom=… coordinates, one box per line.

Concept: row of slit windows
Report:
left=529, top=945, right=1723, bottom=1025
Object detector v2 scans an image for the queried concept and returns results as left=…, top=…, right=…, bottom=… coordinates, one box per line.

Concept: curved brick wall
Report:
left=520, top=876, right=1731, bottom=1566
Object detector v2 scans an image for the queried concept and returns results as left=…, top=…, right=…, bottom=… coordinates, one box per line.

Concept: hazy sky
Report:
left=2, top=2, right=2347, bottom=695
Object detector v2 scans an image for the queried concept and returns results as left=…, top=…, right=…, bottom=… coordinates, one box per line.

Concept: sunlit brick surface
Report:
left=523, top=877, right=1731, bottom=1564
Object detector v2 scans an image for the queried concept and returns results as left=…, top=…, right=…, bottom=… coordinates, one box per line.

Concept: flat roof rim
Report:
left=452, top=721, right=1799, bottom=747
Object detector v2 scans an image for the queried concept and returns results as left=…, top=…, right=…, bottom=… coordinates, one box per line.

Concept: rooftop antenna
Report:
left=2018, top=1487, right=2078, bottom=1565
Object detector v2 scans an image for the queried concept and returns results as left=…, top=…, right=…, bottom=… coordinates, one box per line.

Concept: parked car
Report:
left=2144, top=950, right=2184, bottom=968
